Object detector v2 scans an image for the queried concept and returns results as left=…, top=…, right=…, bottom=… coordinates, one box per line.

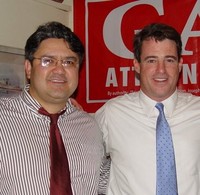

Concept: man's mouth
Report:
left=154, top=78, right=167, bottom=82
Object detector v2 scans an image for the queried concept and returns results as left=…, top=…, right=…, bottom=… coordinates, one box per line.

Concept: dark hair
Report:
left=133, top=23, right=182, bottom=62
left=25, top=21, right=85, bottom=66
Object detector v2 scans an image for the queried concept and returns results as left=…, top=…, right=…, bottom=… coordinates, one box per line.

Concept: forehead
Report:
left=35, top=38, right=77, bottom=57
left=141, top=38, right=177, bottom=57
left=39, top=38, right=69, bottom=48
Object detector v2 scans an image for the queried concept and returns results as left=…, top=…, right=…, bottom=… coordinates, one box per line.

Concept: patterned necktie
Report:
left=39, top=108, right=73, bottom=195
left=155, top=103, right=178, bottom=195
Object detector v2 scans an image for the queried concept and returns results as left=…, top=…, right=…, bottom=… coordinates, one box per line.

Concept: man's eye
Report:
left=42, top=58, right=54, bottom=66
left=63, top=60, right=75, bottom=66
left=147, top=59, right=156, bottom=63
left=166, top=58, right=175, bottom=63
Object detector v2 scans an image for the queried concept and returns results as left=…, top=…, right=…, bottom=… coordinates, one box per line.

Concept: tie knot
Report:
left=155, top=103, right=164, bottom=112
left=38, top=107, right=65, bottom=124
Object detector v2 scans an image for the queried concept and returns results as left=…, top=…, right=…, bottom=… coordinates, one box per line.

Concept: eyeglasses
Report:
left=32, top=56, right=78, bottom=68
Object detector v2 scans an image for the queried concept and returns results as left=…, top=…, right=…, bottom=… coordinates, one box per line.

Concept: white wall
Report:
left=0, top=0, right=73, bottom=50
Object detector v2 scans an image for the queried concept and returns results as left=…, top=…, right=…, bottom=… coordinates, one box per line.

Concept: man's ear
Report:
left=133, top=59, right=140, bottom=74
left=25, top=59, right=32, bottom=79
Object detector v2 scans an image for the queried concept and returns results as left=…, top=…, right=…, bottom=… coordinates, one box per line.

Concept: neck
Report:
left=28, top=88, right=68, bottom=114
left=41, top=104, right=66, bottom=114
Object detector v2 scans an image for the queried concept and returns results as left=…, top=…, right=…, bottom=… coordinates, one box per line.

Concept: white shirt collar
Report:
left=139, top=89, right=178, bottom=118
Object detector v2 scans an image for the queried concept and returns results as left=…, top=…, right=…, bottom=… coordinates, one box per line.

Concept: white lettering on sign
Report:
left=103, top=0, right=200, bottom=57
left=106, top=66, right=134, bottom=87
left=181, top=0, right=200, bottom=55
left=182, top=63, right=197, bottom=84
left=106, top=64, right=197, bottom=87
left=120, top=67, right=130, bottom=86
left=105, top=67, right=118, bottom=87
left=103, top=0, right=164, bottom=59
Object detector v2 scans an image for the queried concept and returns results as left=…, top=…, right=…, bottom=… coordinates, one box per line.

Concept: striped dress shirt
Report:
left=0, top=85, right=104, bottom=195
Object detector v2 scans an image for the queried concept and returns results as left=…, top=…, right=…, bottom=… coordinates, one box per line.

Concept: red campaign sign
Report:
left=74, top=0, right=200, bottom=113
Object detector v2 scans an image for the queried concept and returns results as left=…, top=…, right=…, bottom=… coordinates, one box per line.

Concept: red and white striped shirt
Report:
left=0, top=85, right=105, bottom=195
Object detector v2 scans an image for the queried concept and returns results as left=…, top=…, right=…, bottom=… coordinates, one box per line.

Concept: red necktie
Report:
left=39, top=107, right=73, bottom=195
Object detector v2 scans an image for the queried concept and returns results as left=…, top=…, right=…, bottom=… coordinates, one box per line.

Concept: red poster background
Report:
left=74, top=0, right=200, bottom=113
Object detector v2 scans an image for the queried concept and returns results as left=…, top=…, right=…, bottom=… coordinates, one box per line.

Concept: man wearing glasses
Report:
left=0, top=21, right=106, bottom=195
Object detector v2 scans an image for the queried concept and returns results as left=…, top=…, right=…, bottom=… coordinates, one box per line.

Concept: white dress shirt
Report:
left=95, top=90, right=200, bottom=195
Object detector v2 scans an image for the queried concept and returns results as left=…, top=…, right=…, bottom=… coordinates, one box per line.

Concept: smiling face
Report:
left=25, top=38, right=79, bottom=113
left=134, top=38, right=183, bottom=102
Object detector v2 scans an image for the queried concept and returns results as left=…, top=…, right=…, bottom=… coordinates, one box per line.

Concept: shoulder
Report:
left=65, top=109, right=103, bottom=140
left=177, top=91, right=200, bottom=108
left=95, top=91, right=140, bottom=121
left=66, top=109, right=99, bottom=126
left=0, top=96, right=15, bottom=107
left=0, top=95, right=23, bottom=114
left=178, top=91, right=200, bottom=102
left=102, top=91, right=140, bottom=110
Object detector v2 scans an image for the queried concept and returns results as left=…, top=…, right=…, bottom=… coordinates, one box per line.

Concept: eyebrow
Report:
left=65, top=56, right=78, bottom=62
left=143, top=56, right=157, bottom=61
left=143, top=55, right=177, bottom=61
left=164, top=55, right=178, bottom=60
left=43, top=55, right=78, bottom=61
